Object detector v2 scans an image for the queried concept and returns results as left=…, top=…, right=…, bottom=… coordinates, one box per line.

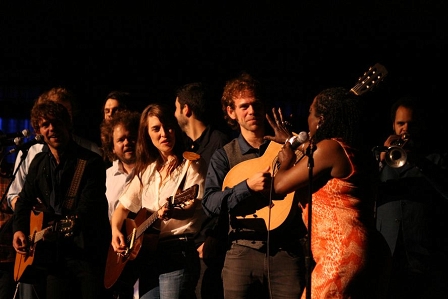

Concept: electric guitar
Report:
left=222, top=63, right=388, bottom=231
left=104, top=184, right=199, bottom=289
left=14, top=211, right=76, bottom=282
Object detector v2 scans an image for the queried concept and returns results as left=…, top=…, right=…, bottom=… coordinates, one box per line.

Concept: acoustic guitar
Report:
left=104, top=184, right=199, bottom=289
left=14, top=211, right=75, bottom=282
left=222, top=63, right=388, bottom=231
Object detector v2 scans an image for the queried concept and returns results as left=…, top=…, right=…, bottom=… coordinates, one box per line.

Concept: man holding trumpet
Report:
left=375, top=96, right=448, bottom=299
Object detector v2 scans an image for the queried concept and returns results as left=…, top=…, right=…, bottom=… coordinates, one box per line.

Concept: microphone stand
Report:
left=2, top=147, right=45, bottom=299
left=1, top=148, right=31, bottom=299
left=1, top=147, right=30, bottom=207
left=305, top=142, right=315, bottom=299
left=371, top=146, right=384, bottom=222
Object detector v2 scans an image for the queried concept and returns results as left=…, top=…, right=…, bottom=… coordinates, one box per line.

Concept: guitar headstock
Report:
left=171, top=184, right=199, bottom=207
left=350, top=63, right=388, bottom=96
left=56, top=215, right=77, bottom=238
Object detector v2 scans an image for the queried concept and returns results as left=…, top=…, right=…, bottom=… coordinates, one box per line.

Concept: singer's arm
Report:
left=274, top=139, right=350, bottom=195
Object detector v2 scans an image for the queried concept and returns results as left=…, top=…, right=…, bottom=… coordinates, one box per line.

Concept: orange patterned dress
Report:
left=301, top=139, right=391, bottom=299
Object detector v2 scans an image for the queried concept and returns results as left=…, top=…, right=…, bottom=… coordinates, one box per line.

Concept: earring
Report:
left=316, top=124, right=320, bottom=130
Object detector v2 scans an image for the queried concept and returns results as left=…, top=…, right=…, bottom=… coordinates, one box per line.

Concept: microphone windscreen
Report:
left=288, top=131, right=309, bottom=150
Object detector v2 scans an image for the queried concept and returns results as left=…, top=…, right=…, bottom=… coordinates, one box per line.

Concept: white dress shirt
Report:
left=106, top=159, right=133, bottom=220
left=118, top=158, right=206, bottom=240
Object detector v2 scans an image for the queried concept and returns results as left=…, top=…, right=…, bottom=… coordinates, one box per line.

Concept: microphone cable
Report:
left=266, top=146, right=307, bottom=299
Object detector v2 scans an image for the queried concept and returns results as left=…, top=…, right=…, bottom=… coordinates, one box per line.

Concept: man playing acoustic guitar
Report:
left=201, top=72, right=308, bottom=299
left=12, top=101, right=111, bottom=299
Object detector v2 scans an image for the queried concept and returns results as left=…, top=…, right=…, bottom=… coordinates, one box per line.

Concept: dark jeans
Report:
left=196, top=235, right=226, bottom=299
left=0, top=263, right=15, bottom=299
left=196, top=258, right=224, bottom=299
left=45, top=258, right=105, bottom=299
left=139, top=236, right=200, bottom=299
left=222, top=243, right=305, bottom=299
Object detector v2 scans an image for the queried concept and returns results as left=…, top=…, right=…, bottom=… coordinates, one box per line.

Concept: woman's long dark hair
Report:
left=133, top=103, right=185, bottom=186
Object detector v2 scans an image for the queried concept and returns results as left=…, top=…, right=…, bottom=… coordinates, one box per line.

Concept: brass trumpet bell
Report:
left=384, top=145, right=407, bottom=168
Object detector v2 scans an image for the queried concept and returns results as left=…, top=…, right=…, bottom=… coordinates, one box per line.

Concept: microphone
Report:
left=274, top=131, right=309, bottom=172
left=0, top=129, right=31, bottom=140
left=286, top=131, right=309, bottom=150
left=0, top=136, right=23, bottom=147
left=9, top=135, right=44, bottom=154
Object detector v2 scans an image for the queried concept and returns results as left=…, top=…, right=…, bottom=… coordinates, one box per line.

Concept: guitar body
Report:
left=14, top=210, right=43, bottom=282
left=222, top=141, right=297, bottom=231
left=221, top=63, right=388, bottom=232
left=13, top=211, right=75, bottom=282
left=104, top=208, right=147, bottom=289
left=104, top=184, right=198, bottom=289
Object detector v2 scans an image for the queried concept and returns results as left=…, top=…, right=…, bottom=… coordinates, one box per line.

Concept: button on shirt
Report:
left=106, top=159, right=133, bottom=220
left=118, top=158, right=206, bottom=239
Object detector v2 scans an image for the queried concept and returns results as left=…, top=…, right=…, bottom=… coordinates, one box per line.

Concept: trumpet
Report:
left=373, top=133, right=410, bottom=168
left=391, top=133, right=410, bottom=147
left=384, top=146, right=407, bottom=168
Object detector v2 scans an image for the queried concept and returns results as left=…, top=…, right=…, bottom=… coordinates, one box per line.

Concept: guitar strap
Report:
left=63, top=158, right=87, bottom=212
left=170, top=156, right=193, bottom=201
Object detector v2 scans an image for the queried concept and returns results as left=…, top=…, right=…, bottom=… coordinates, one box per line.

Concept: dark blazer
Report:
left=376, top=156, right=448, bottom=273
left=13, top=140, right=111, bottom=265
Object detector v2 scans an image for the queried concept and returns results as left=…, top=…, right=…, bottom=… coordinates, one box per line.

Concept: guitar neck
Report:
left=126, top=211, right=159, bottom=243
left=124, top=184, right=198, bottom=243
left=349, top=63, right=388, bottom=96
left=31, top=226, right=52, bottom=243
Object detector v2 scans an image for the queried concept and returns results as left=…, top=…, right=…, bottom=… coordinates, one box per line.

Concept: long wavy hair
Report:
left=133, top=103, right=185, bottom=185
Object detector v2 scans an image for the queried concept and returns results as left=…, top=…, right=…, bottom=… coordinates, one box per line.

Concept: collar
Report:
left=236, top=134, right=270, bottom=155
left=43, top=139, right=78, bottom=159
left=185, top=125, right=212, bottom=151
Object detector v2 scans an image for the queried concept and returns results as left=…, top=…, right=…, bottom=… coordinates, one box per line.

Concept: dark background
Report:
left=1, top=1, right=447, bottom=150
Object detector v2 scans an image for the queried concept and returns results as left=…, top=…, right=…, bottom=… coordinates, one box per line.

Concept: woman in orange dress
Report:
left=272, top=87, right=391, bottom=299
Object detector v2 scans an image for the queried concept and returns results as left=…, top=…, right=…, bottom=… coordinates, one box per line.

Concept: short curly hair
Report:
left=221, top=72, right=266, bottom=131
left=31, top=101, right=73, bottom=134
left=36, top=87, right=77, bottom=118
left=100, top=110, right=140, bottom=163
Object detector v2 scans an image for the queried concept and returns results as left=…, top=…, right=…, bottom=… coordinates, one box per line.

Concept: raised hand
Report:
left=265, top=107, right=293, bottom=144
